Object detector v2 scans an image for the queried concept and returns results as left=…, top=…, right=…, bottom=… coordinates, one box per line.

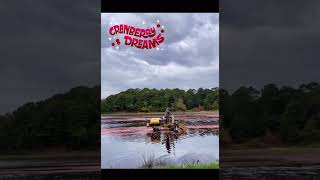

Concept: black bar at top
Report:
left=101, top=0, right=219, bottom=13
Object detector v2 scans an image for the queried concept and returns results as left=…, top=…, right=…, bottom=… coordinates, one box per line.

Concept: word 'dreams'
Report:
left=124, top=34, right=164, bottom=49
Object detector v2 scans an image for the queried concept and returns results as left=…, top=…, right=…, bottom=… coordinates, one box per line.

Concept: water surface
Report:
left=101, top=115, right=219, bottom=168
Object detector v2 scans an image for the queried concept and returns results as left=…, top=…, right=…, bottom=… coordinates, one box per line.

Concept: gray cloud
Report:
left=0, top=0, right=100, bottom=114
left=221, top=0, right=320, bottom=91
left=101, top=13, right=219, bottom=98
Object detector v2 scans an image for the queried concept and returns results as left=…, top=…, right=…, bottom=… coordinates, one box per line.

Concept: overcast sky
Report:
left=3, top=1, right=318, bottom=113
left=0, top=0, right=100, bottom=114
left=101, top=13, right=219, bottom=98
left=221, top=0, right=320, bottom=91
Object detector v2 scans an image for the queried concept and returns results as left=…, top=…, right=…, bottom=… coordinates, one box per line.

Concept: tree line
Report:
left=3, top=82, right=318, bottom=150
left=0, top=86, right=100, bottom=151
left=101, top=88, right=219, bottom=113
left=220, top=82, right=320, bottom=146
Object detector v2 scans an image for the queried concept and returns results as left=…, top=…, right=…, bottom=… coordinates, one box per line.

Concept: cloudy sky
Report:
left=101, top=13, right=219, bottom=98
left=221, top=0, right=320, bottom=91
left=0, top=0, right=100, bottom=114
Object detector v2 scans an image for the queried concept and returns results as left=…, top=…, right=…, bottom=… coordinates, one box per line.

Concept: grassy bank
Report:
left=158, top=162, right=219, bottom=169
left=141, top=161, right=219, bottom=169
left=140, top=153, right=219, bottom=169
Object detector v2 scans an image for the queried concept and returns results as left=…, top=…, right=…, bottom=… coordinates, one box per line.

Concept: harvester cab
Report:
left=164, top=106, right=174, bottom=125
left=147, top=106, right=177, bottom=132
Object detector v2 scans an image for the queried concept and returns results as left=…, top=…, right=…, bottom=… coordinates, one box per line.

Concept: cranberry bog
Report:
left=101, top=112, right=219, bottom=168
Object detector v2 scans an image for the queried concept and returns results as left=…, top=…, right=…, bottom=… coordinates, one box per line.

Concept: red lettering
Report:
left=156, top=33, right=164, bottom=44
left=145, top=29, right=150, bottom=37
left=142, top=40, right=149, bottom=49
left=134, top=28, right=140, bottom=37
left=138, top=39, right=143, bottom=48
left=124, top=25, right=129, bottom=34
left=132, top=38, right=139, bottom=47
left=119, top=24, right=124, bottom=33
left=110, top=23, right=165, bottom=50
left=129, top=27, right=135, bottom=35
left=124, top=36, right=132, bottom=45
left=149, top=27, right=156, bottom=37
left=149, top=38, right=158, bottom=48
left=140, top=29, right=146, bottom=38
left=114, top=25, right=119, bottom=34
left=109, top=26, right=115, bottom=35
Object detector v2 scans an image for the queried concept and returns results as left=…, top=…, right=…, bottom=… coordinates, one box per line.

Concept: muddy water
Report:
left=101, top=115, right=219, bottom=169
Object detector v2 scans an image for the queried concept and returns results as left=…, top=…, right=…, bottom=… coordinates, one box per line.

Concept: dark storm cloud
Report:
left=221, top=0, right=320, bottom=91
left=0, top=0, right=100, bottom=113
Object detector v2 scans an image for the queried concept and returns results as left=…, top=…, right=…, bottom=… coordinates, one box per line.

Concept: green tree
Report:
left=174, top=98, right=187, bottom=111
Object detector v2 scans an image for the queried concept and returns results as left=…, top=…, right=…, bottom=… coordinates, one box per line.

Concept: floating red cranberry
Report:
left=157, top=24, right=160, bottom=28
left=112, top=43, right=115, bottom=46
left=161, top=29, right=164, bottom=33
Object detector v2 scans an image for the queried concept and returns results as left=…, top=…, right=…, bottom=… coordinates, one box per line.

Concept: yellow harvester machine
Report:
left=146, top=107, right=184, bottom=132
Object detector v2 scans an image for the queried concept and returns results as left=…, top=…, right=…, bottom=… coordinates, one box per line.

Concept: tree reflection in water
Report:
left=147, top=129, right=216, bottom=154
left=147, top=132, right=178, bottom=154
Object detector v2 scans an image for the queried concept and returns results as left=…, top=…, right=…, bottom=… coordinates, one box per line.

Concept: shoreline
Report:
left=101, top=111, right=219, bottom=118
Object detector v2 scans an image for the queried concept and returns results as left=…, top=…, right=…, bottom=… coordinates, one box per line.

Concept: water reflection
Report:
left=147, top=132, right=177, bottom=154
left=164, top=133, right=173, bottom=154
left=147, top=129, right=217, bottom=155
left=101, top=116, right=219, bottom=168
left=102, top=132, right=219, bottom=168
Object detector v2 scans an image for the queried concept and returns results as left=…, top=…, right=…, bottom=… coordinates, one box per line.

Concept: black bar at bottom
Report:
left=102, top=169, right=219, bottom=180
